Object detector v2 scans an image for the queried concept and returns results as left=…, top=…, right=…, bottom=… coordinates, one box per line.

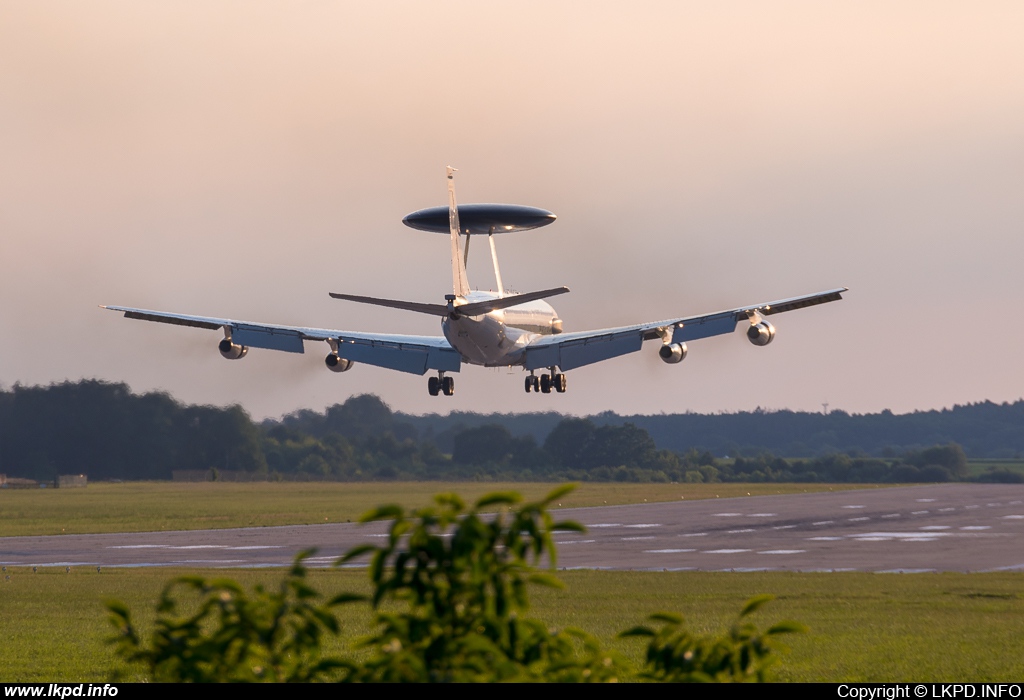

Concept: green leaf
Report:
left=767, top=621, right=808, bottom=635
left=740, top=594, right=775, bottom=617
left=475, top=492, right=522, bottom=508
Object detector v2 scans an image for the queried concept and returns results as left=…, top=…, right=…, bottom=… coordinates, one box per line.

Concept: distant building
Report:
left=56, top=474, right=87, bottom=488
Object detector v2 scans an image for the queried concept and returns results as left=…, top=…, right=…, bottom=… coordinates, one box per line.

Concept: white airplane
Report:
left=103, top=168, right=846, bottom=397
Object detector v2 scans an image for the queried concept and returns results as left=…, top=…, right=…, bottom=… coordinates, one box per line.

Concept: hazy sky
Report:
left=2, top=2, right=1022, bottom=419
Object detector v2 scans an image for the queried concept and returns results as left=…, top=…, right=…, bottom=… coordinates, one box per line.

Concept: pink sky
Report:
left=1, top=2, right=1022, bottom=419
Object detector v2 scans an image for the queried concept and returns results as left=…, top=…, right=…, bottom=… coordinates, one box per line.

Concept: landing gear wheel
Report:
left=442, top=376, right=455, bottom=396
left=525, top=376, right=533, bottom=393
left=532, top=376, right=540, bottom=392
left=540, top=374, right=552, bottom=394
left=554, top=373, right=567, bottom=393
left=428, top=376, right=440, bottom=396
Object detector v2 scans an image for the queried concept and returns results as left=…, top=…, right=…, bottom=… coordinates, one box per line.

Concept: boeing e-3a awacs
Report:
left=103, top=168, right=846, bottom=397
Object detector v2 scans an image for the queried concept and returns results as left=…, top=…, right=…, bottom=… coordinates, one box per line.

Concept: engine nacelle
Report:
left=218, top=339, right=248, bottom=360
left=325, top=353, right=353, bottom=372
left=747, top=321, right=776, bottom=347
left=659, top=342, right=687, bottom=364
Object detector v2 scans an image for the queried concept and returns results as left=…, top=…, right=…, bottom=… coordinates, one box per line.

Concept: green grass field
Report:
left=2, top=566, right=1021, bottom=682
left=0, top=481, right=882, bottom=537
left=966, top=459, right=1024, bottom=478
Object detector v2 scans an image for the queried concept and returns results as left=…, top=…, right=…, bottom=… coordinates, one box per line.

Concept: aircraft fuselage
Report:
left=442, top=291, right=561, bottom=367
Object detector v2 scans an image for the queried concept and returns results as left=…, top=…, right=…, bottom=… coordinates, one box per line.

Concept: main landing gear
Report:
left=525, top=369, right=566, bottom=394
left=428, top=373, right=455, bottom=397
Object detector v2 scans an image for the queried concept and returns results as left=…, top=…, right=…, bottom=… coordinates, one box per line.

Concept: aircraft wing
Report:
left=521, top=288, right=847, bottom=372
left=100, top=306, right=462, bottom=375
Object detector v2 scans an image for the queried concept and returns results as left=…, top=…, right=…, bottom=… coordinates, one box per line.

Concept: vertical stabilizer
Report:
left=447, top=166, right=471, bottom=297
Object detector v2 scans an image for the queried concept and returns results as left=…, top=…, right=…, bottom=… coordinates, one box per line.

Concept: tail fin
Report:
left=447, top=166, right=471, bottom=297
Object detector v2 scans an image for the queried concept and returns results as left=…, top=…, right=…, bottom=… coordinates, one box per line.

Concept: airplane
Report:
left=103, top=167, right=846, bottom=397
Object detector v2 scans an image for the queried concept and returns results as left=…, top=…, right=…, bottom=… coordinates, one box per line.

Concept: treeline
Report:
left=388, top=405, right=1024, bottom=459
left=0, top=381, right=1021, bottom=483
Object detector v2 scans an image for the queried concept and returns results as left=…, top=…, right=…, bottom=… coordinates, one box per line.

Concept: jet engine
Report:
left=218, top=339, right=248, bottom=360
left=659, top=342, right=687, bottom=364
left=325, top=353, right=353, bottom=372
left=746, top=321, right=776, bottom=347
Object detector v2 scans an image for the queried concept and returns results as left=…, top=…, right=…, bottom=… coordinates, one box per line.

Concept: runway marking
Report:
left=748, top=513, right=777, bottom=517
left=881, top=513, right=901, bottom=518
left=170, top=559, right=246, bottom=564
left=1002, top=515, right=1024, bottom=519
left=227, top=546, right=284, bottom=550
left=772, top=525, right=796, bottom=530
left=621, top=536, right=657, bottom=541
left=915, top=499, right=937, bottom=503
left=812, top=520, right=834, bottom=526
left=960, top=526, right=991, bottom=530
left=855, top=537, right=895, bottom=541
left=848, top=517, right=870, bottom=522
left=712, top=513, right=742, bottom=517
left=586, top=523, right=622, bottom=528
left=705, top=549, right=751, bottom=554
left=678, top=533, right=708, bottom=537
left=723, top=567, right=773, bottom=572
left=808, top=536, right=843, bottom=541
left=555, top=539, right=596, bottom=545
left=965, top=505, right=980, bottom=509
left=842, top=505, right=866, bottom=509
left=727, top=529, right=755, bottom=534
left=856, top=532, right=952, bottom=539
left=806, top=568, right=856, bottom=572
left=911, top=510, right=929, bottom=515
left=645, top=549, right=696, bottom=554
left=878, top=568, right=936, bottom=573
left=920, top=526, right=951, bottom=530
left=1011, top=501, right=1023, bottom=505
left=938, top=508, right=956, bottom=512
left=758, top=550, right=806, bottom=555
left=108, top=545, right=169, bottom=549
left=987, top=503, right=1002, bottom=507
left=623, top=524, right=661, bottom=528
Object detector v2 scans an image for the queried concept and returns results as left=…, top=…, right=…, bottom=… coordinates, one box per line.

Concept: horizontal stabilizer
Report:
left=327, top=293, right=449, bottom=317
left=329, top=287, right=569, bottom=318
left=456, top=286, right=570, bottom=316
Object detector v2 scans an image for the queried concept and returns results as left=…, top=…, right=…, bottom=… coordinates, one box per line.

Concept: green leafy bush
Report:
left=622, top=594, right=806, bottom=682
left=341, top=485, right=623, bottom=682
left=107, top=552, right=360, bottom=682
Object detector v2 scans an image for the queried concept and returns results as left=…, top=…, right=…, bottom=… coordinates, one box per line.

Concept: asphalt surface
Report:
left=2, top=484, right=1022, bottom=572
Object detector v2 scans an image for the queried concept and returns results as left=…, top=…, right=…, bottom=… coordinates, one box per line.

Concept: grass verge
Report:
left=2, top=566, right=1021, bottom=682
left=0, top=481, right=882, bottom=537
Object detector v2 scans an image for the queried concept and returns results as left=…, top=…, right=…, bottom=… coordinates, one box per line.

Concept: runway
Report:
left=2, top=484, right=1023, bottom=572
